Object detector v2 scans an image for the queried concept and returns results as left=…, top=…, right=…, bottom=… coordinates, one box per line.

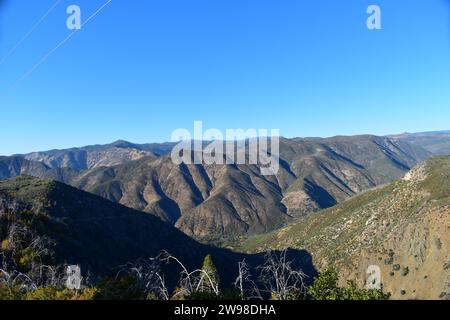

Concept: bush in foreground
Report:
left=308, top=268, right=390, bottom=300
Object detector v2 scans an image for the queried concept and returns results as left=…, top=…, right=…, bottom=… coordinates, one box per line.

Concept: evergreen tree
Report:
left=308, top=267, right=340, bottom=300
left=200, top=254, right=219, bottom=294
left=308, top=267, right=390, bottom=300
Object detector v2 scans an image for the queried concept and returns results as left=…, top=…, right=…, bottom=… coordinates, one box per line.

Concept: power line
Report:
left=0, top=0, right=63, bottom=67
left=14, top=0, right=113, bottom=87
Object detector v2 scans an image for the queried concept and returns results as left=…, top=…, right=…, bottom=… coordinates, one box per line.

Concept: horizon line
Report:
left=3, top=128, right=450, bottom=157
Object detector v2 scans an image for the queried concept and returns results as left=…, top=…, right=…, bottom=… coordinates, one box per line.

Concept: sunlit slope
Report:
left=243, top=157, right=450, bottom=300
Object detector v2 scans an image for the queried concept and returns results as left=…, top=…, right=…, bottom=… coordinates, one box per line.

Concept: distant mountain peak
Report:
left=111, top=139, right=135, bottom=148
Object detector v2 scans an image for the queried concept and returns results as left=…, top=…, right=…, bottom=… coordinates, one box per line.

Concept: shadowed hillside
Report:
left=0, top=176, right=317, bottom=288
left=242, top=157, right=450, bottom=300
left=0, top=135, right=431, bottom=242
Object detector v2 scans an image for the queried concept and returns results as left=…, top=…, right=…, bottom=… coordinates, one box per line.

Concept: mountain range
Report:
left=242, top=156, right=450, bottom=300
left=0, top=176, right=315, bottom=287
left=0, top=130, right=449, bottom=299
left=390, top=130, right=450, bottom=156
left=0, top=134, right=434, bottom=242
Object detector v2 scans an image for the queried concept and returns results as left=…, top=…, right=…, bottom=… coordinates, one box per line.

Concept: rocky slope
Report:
left=242, top=157, right=450, bottom=300
left=0, top=156, right=79, bottom=182
left=69, top=135, right=430, bottom=241
left=0, top=135, right=431, bottom=242
left=20, top=140, right=175, bottom=170
left=0, top=176, right=318, bottom=287
left=0, top=176, right=207, bottom=274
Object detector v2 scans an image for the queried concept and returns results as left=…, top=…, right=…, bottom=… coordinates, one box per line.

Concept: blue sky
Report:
left=0, top=0, right=449, bottom=155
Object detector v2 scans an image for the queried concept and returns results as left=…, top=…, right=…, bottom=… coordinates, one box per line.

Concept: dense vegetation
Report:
left=1, top=251, right=389, bottom=301
left=308, top=268, right=390, bottom=300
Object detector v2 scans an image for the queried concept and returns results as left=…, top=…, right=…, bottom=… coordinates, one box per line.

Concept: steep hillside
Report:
left=69, top=136, right=429, bottom=241
left=0, top=135, right=431, bottom=242
left=278, top=135, right=429, bottom=214
left=0, top=156, right=50, bottom=180
left=19, top=140, right=175, bottom=170
left=72, top=156, right=291, bottom=238
left=242, top=157, right=450, bottom=300
left=0, top=176, right=219, bottom=276
left=0, top=156, right=78, bottom=182
left=0, top=176, right=318, bottom=289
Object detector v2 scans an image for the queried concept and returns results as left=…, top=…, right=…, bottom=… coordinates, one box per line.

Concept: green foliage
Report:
left=308, top=267, right=390, bottom=301
left=1, top=239, right=10, bottom=252
left=25, top=286, right=97, bottom=300
left=307, top=267, right=341, bottom=300
left=0, top=283, right=97, bottom=301
left=200, top=254, right=220, bottom=292
left=270, top=288, right=303, bottom=301
left=17, top=247, right=39, bottom=268
left=340, top=281, right=390, bottom=300
left=146, top=292, right=161, bottom=300
left=93, top=276, right=146, bottom=300
left=434, top=237, right=442, bottom=250
left=384, top=250, right=395, bottom=265
left=0, top=283, right=23, bottom=300
left=444, top=261, right=450, bottom=271
left=401, top=267, right=410, bottom=277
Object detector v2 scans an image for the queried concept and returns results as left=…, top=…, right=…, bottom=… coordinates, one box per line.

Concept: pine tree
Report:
left=200, top=254, right=219, bottom=294
left=308, top=267, right=390, bottom=300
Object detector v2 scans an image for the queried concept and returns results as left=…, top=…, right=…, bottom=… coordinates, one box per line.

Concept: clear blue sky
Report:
left=0, top=0, right=449, bottom=155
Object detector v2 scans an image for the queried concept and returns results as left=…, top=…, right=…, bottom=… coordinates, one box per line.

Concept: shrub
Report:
left=25, top=286, right=97, bottom=300
left=93, top=276, right=146, bottom=300
left=17, top=247, right=39, bottom=268
left=444, top=261, right=450, bottom=270
left=307, top=267, right=340, bottom=300
left=200, top=254, right=220, bottom=293
left=1, top=239, right=10, bottom=251
left=434, top=237, right=442, bottom=250
left=308, top=267, right=390, bottom=301
left=341, top=281, right=390, bottom=300
left=0, top=283, right=23, bottom=300
left=439, top=292, right=448, bottom=299
left=401, top=267, right=409, bottom=277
